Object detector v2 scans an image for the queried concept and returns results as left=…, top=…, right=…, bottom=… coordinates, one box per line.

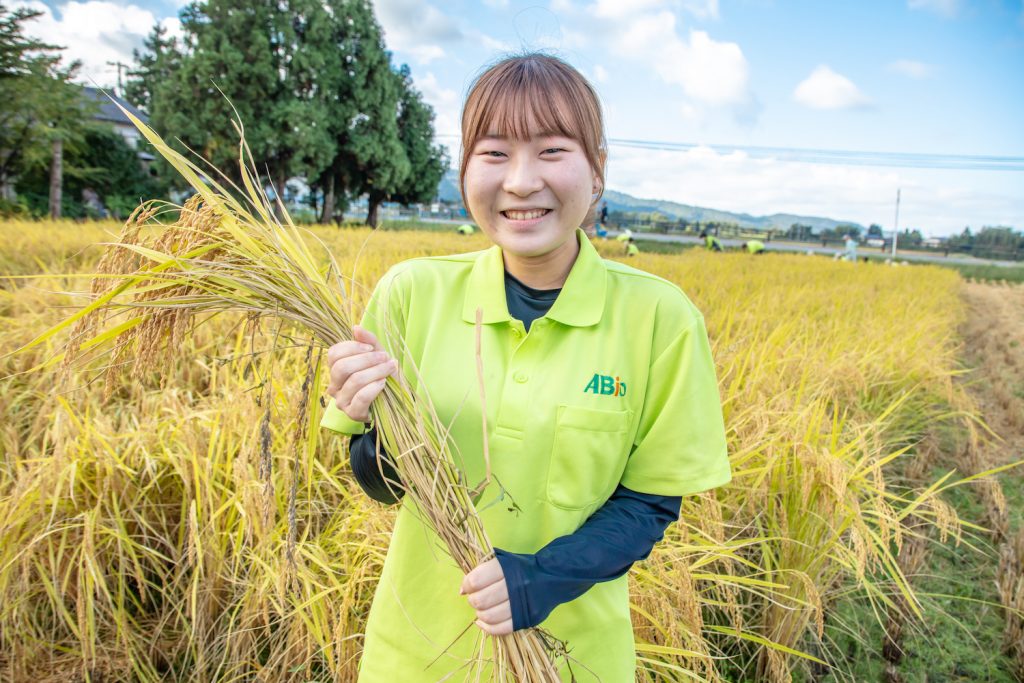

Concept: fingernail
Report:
left=459, top=587, right=465, bottom=595
left=360, top=344, right=373, bottom=352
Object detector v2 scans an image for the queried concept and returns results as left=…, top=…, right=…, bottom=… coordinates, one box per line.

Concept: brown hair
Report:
left=459, top=54, right=607, bottom=211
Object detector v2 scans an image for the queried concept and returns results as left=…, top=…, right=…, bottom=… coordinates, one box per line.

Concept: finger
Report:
left=352, top=325, right=383, bottom=352
left=328, top=351, right=390, bottom=396
left=340, top=379, right=387, bottom=421
left=460, top=558, right=503, bottom=595
left=327, top=340, right=374, bottom=368
left=343, top=359, right=398, bottom=397
left=475, top=618, right=513, bottom=637
left=465, top=579, right=508, bottom=611
left=475, top=600, right=512, bottom=626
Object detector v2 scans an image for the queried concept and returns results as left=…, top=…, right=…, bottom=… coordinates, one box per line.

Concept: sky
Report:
left=14, top=0, right=1024, bottom=236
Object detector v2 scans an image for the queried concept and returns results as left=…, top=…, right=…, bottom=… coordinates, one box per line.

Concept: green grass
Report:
left=810, top=409, right=1024, bottom=683
left=939, top=263, right=1024, bottom=284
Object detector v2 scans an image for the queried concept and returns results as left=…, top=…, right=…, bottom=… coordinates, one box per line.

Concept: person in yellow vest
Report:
left=700, top=229, right=722, bottom=251
left=321, top=54, right=731, bottom=682
left=456, top=223, right=475, bottom=235
left=625, top=236, right=640, bottom=257
left=744, top=239, right=765, bottom=254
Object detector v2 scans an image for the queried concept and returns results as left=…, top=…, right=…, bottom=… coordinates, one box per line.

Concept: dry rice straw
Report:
left=21, top=104, right=570, bottom=681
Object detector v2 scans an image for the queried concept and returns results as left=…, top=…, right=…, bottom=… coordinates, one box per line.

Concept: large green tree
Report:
left=124, top=23, right=181, bottom=116
left=316, top=0, right=407, bottom=227
left=0, top=2, right=86, bottom=215
left=129, top=0, right=306, bottom=212
left=389, top=64, right=448, bottom=210
left=126, top=0, right=445, bottom=226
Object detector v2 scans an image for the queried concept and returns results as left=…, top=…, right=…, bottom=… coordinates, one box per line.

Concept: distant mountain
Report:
left=601, top=190, right=865, bottom=234
left=436, top=170, right=863, bottom=234
left=437, top=169, right=462, bottom=203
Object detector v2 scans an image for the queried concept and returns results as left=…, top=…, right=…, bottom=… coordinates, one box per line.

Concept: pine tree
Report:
left=390, top=63, right=448, bottom=208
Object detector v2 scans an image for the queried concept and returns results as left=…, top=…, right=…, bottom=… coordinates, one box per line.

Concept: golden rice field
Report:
left=0, top=219, right=1020, bottom=682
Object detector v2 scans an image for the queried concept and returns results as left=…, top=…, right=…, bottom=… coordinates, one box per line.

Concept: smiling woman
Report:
left=320, top=53, right=732, bottom=682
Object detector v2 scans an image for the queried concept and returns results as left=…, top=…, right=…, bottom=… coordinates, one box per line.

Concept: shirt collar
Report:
left=462, top=227, right=607, bottom=328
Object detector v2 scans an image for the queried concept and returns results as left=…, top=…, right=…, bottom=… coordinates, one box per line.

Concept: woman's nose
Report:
left=502, top=155, right=544, bottom=197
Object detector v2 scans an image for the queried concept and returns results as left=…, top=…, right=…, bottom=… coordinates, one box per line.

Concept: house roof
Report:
left=81, top=86, right=150, bottom=126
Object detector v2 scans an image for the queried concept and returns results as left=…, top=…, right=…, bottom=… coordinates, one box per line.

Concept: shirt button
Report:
left=511, top=328, right=522, bottom=338
left=513, top=371, right=528, bottom=383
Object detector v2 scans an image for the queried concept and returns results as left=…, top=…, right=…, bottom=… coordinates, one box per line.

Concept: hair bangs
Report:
left=469, top=68, right=585, bottom=144
left=459, top=54, right=607, bottom=208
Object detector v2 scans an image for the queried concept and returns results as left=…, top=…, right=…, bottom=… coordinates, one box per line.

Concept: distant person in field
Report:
left=457, top=223, right=475, bottom=235
left=625, top=236, right=639, bottom=257
left=843, top=233, right=858, bottom=262
left=320, top=53, right=731, bottom=682
left=744, top=240, right=765, bottom=254
left=700, top=229, right=722, bottom=252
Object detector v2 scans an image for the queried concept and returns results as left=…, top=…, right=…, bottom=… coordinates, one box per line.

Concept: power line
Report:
left=434, top=134, right=1024, bottom=172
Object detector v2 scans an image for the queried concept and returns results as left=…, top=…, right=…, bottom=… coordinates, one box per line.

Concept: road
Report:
left=358, top=213, right=1020, bottom=268
left=610, top=230, right=1021, bottom=268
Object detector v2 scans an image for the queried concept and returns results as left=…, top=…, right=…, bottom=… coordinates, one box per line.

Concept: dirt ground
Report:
left=960, top=280, right=1024, bottom=467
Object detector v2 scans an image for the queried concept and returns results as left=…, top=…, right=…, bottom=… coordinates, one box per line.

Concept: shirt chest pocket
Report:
left=546, top=405, right=635, bottom=510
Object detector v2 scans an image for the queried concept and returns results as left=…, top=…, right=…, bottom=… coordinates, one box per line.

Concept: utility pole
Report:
left=106, top=60, right=129, bottom=95
left=891, top=188, right=901, bottom=259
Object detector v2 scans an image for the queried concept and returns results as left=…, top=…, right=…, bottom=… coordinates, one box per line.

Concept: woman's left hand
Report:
left=460, top=558, right=513, bottom=636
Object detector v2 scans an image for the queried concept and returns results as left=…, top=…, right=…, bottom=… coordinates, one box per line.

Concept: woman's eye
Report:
left=483, top=150, right=506, bottom=158
left=543, top=147, right=565, bottom=155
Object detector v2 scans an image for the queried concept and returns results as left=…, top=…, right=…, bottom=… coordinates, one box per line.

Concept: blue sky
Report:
left=17, top=0, right=1024, bottom=236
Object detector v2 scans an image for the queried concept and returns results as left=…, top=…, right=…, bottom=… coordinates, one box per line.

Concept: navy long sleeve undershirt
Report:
left=347, top=269, right=683, bottom=631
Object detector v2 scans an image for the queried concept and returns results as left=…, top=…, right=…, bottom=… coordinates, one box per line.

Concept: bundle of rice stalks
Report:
left=14, top=108, right=565, bottom=681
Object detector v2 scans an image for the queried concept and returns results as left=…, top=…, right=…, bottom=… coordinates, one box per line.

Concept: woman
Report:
left=321, top=54, right=731, bottom=682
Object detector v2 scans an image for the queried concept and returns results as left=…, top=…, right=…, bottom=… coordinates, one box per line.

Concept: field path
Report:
left=960, top=280, right=1024, bottom=465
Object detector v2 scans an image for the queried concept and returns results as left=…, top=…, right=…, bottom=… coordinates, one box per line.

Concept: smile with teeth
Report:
left=502, top=209, right=551, bottom=220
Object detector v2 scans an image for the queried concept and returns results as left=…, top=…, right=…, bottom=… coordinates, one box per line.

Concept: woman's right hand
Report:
left=325, top=325, right=398, bottom=423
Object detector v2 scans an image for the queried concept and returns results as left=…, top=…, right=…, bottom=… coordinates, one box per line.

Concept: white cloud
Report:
left=908, top=0, right=959, bottom=17
left=406, top=45, right=445, bottom=64
left=590, top=0, right=718, bottom=20
left=887, top=59, right=934, bottom=78
left=483, top=0, right=509, bottom=7
left=618, top=12, right=750, bottom=107
left=474, top=31, right=513, bottom=53
left=681, top=0, right=719, bottom=20
left=372, top=0, right=463, bottom=64
left=593, top=64, right=609, bottom=83
left=794, top=65, right=872, bottom=110
left=592, top=0, right=669, bottom=19
left=605, top=145, right=1024, bottom=237
left=416, top=72, right=460, bottom=138
left=12, top=0, right=162, bottom=88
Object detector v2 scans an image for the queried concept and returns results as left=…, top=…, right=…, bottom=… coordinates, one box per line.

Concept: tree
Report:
left=0, top=3, right=86, bottom=214
left=129, top=0, right=317, bottom=217
left=898, top=228, right=923, bottom=247
left=125, top=24, right=182, bottom=116
left=323, top=0, right=407, bottom=228
left=836, top=224, right=861, bottom=238
left=388, top=64, right=448, bottom=210
left=786, top=223, right=812, bottom=240
left=125, top=0, right=445, bottom=226
left=16, top=125, right=165, bottom=218
left=867, top=223, right=883, bottom=238
left=973, top=226, right=1023, bottom=260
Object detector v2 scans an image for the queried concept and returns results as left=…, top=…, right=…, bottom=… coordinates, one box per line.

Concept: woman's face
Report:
left=464, top=131, right=598, bottom=260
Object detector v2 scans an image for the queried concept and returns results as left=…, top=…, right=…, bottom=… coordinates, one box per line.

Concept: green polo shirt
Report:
left=321, top=228, right=730, bottom=682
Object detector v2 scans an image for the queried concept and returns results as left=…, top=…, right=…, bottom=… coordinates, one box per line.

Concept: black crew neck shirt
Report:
left=503, top=269, right=560, bottom=332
